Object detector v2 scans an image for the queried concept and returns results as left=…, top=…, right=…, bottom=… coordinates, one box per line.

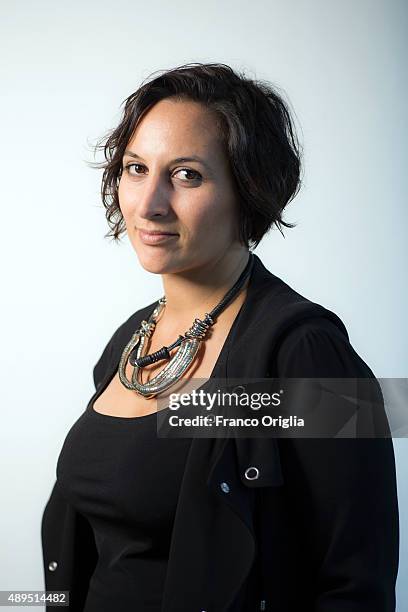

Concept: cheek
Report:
left=185, top=198, right=237, bottom=242
left=118, top=183, right=133, bottom=220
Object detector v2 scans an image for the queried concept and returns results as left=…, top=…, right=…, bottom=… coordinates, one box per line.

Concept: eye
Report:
left=124, top=163, right=146, bottom=176
left=173, top=167, right=202, bottom=182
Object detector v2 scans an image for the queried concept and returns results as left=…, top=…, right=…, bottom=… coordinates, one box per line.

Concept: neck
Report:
left=160, top=247, right=250, bottom=323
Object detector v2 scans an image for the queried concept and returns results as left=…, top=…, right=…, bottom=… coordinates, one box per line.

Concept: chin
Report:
left=136, top=248, right=181, bottom=275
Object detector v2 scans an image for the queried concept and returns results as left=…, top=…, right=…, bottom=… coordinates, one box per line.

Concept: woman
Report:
left=41, top=63, right=399, bottom=611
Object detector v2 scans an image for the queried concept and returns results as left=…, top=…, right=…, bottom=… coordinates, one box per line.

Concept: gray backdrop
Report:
left=1, top=0, right=406, bottom=609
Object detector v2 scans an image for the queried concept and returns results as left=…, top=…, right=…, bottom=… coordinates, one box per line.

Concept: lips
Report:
left=139, top=230, right=177, bottom=235
left=138, top=229, right=178, bottom=245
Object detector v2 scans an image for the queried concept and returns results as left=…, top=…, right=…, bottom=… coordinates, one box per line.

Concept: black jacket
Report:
left=41, top=253, right=399, bottom=611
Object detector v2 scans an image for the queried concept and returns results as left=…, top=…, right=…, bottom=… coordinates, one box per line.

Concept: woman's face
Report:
left=118, top=98, right=243, bottom=274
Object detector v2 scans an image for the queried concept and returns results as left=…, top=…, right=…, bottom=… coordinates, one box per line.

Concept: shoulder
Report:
left=275, top=316, right=375, bottom=378
left=248, top=256, right=375, bottom=379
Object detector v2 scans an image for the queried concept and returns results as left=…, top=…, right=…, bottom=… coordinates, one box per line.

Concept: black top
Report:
left=56, top=390, right=193, bottom=612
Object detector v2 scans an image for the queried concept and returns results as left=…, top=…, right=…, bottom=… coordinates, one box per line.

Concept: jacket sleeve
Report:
left=275, top=318, right=399, bottom=612
left=41, top=480, right=98, bottom=611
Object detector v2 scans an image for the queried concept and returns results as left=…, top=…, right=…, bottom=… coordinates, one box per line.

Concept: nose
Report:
left=136, top=174, right=172, bottom=220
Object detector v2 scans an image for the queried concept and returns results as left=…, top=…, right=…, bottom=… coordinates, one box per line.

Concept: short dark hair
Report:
left=90, top=62, right=302, bottom=249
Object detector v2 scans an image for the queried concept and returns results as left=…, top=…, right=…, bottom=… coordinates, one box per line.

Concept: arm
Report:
left=41, top=481, right=98, bottom=612
left=275, top=318, right=399, bottom=611
left=41, top=331, right=119, bottom=609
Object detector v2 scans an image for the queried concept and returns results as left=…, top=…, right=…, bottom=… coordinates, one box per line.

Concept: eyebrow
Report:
left=123, top=150, right=212, bottom=171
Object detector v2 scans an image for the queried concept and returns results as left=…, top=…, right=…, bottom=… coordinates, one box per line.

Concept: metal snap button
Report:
left=244, top=466, right=260, bottom=480
left=232, top=385, right=245, bottom=394
left=220, top=481, right=230, bottom=493
left=48, top=561, right=58, bottom=571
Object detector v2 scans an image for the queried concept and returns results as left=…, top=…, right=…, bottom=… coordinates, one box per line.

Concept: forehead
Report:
left=126, top=98, right=225, bottom=160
